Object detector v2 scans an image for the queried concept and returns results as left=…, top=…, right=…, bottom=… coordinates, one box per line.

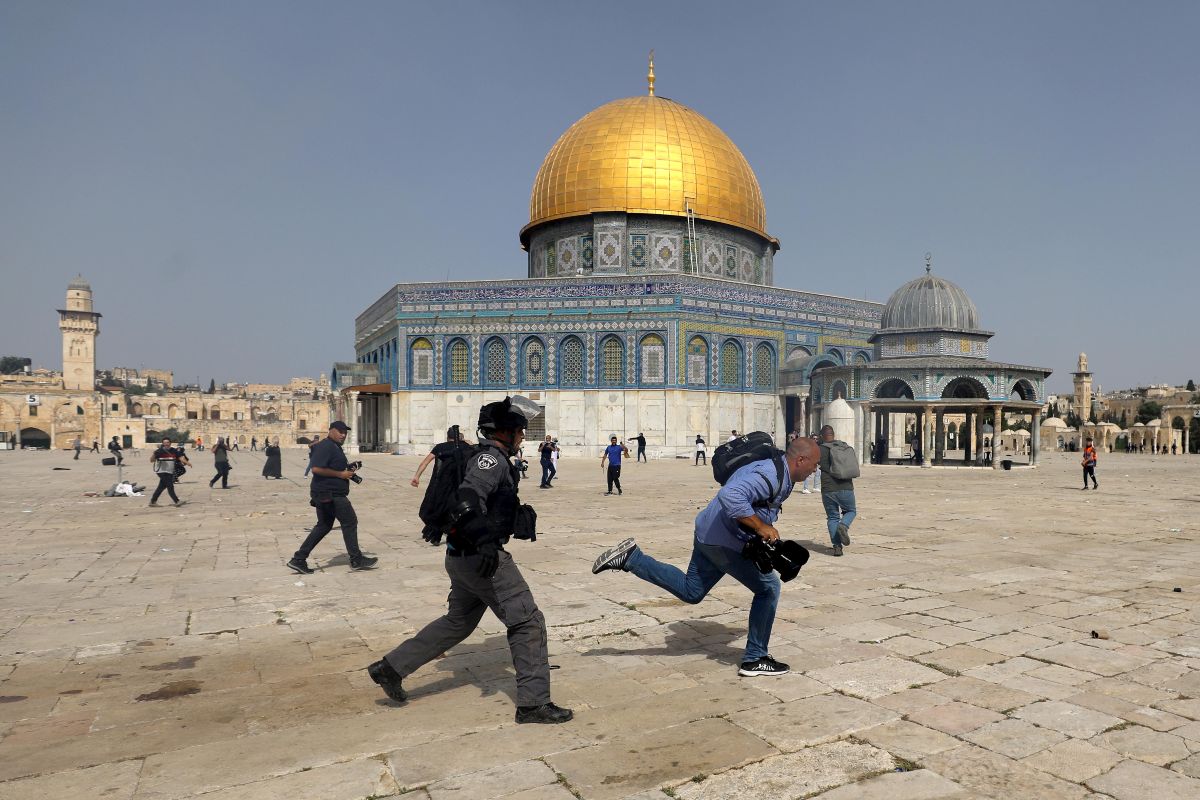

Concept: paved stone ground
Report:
left=1, top=447, right=1199, bottom=799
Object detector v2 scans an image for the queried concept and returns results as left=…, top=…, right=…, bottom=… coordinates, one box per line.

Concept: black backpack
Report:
left=419, top=443, right=473, bottom=534
left=712, top=431, right=781, bottom=485
left=712, top=431, right=787, bottom=514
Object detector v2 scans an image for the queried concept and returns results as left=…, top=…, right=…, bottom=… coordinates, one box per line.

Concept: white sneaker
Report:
left=801, top=488, right=812, bottom=494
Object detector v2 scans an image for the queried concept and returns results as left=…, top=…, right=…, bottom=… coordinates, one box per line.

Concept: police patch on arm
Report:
left=476, top=453, right=499, bottom=470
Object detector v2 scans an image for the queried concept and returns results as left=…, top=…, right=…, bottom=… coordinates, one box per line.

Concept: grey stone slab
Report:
left=962, top=718, right=1067, bottom=759
left=426, top=759, right=558, bottom=800
left=0, top=759, right=142, bottom=800
left=673, top=740, right=895, bottom=800
left=806, top=656, right=948, bottom=699
left=1012, top=700, right=1124, bottom=739
left=546, top=718, right=776, bottom=800
left=1029, top=642, right=1156, bottom=677
left=1086, top=759, right=1200, bottom=800
left=907, top=701, right=1004, bottom=736
left=811, top=769, right=969, bottom=800
left=922, top=744, right=1090, bottom=799
left=1020, top=738, right=1123, bottom=782
left=1092, top=725, right=1192, bottom=766
left=857, top=720, right=961, bottom=762
left=729, top=692, right=900, bottom=751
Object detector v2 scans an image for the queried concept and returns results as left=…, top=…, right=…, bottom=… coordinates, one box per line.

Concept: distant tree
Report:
left=1119, top=410, right=1128, bottom=429
left=207, top=378, right=216, bottom=394
left=146, top=427, right=191, bottom=445
left=312, top=388, right=319, bottom=400
left=1188, top=379, right=1196, bottom=391
left=1136, top=401, right=1163, bottom=425
left=0, top=355, right=32, bottom=374
left=1088, top=409, right=1098, bottom=424
left=124, top=384, right=148, bottom=396
left=1066, top=412, right=1083, bottom=429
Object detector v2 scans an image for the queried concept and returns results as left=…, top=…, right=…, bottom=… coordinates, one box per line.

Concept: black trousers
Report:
left=695, top=451, right=706, bottom=465
left=606, top=465, right=622, bottom=493
left=636, top=447, right=646, bottom=462
left=210, top=462, right=231, bottom=488
left=295, top=495, right=363, bottom=561
left=385, top=550, right=550, bottom=707
left=1083, top=465, right=1098, bottom=488
left=151, top=474, right=179, bottom=504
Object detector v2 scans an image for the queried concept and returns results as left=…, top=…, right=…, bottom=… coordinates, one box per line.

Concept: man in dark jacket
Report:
left=368, top=396, right=572, bottom=725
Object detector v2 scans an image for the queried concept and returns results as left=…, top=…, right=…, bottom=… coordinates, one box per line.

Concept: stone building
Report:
left=338, top=63, right=883, bottom=456
left=1, top=279, right=330, bottom=451
left=808, top=265, right=1052, bottom=468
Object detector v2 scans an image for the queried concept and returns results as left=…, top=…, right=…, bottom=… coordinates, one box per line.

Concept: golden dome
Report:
left=522, top=95, right=772, bottom=246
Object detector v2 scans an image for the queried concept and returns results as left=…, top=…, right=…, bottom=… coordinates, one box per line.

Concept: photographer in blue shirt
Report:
left=592, top=436, right=820, bottom=676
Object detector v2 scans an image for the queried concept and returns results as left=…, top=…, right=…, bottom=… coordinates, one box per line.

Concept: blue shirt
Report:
left=695, top=457, right=794, bottom=551
left=604, top=444, right=624, bottom=466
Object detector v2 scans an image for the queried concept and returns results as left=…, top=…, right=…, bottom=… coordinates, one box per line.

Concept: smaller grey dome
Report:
left=880, top=272, right=980, bottom=332
left=68, top=275, right=91, bottom=291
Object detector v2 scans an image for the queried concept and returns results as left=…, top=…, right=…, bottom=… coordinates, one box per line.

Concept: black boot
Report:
left=515, top=701, right=573, bottom=724
left=367, top=659, right=407, bottom=703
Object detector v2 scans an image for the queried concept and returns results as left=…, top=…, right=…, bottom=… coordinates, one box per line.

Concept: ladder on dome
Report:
left=684, top=199, right=699, bottom=274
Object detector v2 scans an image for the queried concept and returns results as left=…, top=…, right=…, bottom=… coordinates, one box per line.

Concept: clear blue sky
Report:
left=2, top=1, right=1197, bottom=392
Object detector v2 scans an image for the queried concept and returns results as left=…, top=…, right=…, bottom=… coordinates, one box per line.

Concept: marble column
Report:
left=935, top=409, right=945, bottom=465
left=861, top=403, right=871, bottom=464
left=922, top=405, right=933, bottom=468
left=1031, top=411, right=1041, bottom=466
left=346, top=390, right=360, bottom=454
left=992, top=405, right=1003, bottom=470
left=975, top=410, right=985, bottom=466
left=963, top=411, right=972, bottom=463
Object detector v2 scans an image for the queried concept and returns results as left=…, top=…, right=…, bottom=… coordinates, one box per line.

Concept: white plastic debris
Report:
left=160, top=548, right=172, bottom=552
left=1169, top=528, right=1182, bottom=533
left=293, top=581, right=305, bottom=587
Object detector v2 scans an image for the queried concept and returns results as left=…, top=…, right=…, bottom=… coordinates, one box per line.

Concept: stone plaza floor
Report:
left=1, top=446, right=1199, bottom=799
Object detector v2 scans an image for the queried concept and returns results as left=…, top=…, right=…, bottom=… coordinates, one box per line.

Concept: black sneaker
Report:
left=367, top=659, right=408, bottom=703
left=515, top=702, right=573, bottom=724
left=604, top=491, right=613, bottom=495
left=832, top=544, right=844, bottom=557
left=592, top=538, right=637, bottom=574
left=287, top=557, right=315, bottom=574
left=738, top=656, right=790, bottom=677
left=148, top=502, right=158, bottom=507
left=350, top=556, right=379, bottom=571
left=836, top=523, right=851, bottom=546
left=173, top=500, right=187, bottom=507
left=617, top=488, right=622, bottom=495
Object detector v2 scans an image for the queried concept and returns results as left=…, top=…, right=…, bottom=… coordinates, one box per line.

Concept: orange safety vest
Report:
left=1083, top=445, right=1097, bottom=466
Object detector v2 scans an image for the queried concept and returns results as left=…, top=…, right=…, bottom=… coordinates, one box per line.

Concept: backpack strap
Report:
left=751, top=452, right=787, bottom=513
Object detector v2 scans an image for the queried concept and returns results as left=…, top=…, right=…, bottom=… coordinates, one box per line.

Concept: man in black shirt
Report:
left=287, top=421, right=378, bottom=573
left=629, top=432, right=647, bottom=462
left=107, top=436, right=123, bottom=465
left=149, top=437, right=189, bottom=507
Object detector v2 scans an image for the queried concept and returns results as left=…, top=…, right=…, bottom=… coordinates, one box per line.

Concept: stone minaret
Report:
left=58, top=276, right=101, bottom=391
left=1072, top=352, right=1093, bottom=421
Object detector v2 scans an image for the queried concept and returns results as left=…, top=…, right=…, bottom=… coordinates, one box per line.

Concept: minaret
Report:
left=1072, top=352, right=1092, bottom=421
left=58, top=276, right=101, bottom=391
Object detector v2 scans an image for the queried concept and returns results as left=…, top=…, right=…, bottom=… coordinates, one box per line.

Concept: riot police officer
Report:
left=368, top=396, right=572, bottom=724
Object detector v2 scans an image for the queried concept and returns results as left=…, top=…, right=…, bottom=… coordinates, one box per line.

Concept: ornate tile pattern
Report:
left=581, top=235, right=593, bottom=271
left=652, top=234, right=679, bottom=271
left=702, top=240, right=722, bottom=275
left=629, top=234, right=648, bottom=270
left=724, top=245, right=738, bottom=279
left=557, top=238, right=578, bottom=276
left=740, top=250, right=755, bottom=282
left=598, top=232, right=622, bottom=269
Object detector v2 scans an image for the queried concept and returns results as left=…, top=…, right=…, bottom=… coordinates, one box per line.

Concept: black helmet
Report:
left=477, top=395, right=540, bottom=437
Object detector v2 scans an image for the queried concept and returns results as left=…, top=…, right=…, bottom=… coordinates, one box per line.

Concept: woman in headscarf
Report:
left=262, top=438, right=282, bottom=479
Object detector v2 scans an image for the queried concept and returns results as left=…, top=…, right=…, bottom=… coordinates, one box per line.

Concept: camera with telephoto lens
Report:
left=348, top=460, right=363, bottom=484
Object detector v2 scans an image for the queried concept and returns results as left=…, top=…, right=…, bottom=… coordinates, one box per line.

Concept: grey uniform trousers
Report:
left=384, top=549, right=550, bottom=707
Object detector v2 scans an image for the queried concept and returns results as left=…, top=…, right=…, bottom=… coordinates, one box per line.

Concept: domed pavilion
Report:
left=336, top=59, right=886, bottom=455
left=810, top=261, right=1052, bottom=468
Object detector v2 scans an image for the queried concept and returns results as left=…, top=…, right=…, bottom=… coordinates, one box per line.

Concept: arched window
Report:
left=560, top=336, right=584, bottom=386
left=168, top=404, right=180, bottom=419
left=687, top=336, right=709, bottom=386
left=149, top=403, right=160, bottom=415
left=484, top=338, right=508, bottom=387
left=719, top=340, right=743, bottom=388
left=523, top=338, right=546, bottom=385
left=600, top=336, right=625, bottom=386
left=753, top=343, right=775, bottom=391
left=640, top=334, right=665, bottom=384
left=448, top=339, right=470, bottom=385
left=410, top=338, right=434, bottom=385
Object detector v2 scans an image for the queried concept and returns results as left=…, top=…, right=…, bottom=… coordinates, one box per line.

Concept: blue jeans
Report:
left=821, top=490, right=857, bottom=544
left=802, top=467, right=820, bottom=491
left=626, top=540, right=780, bottom=662
left=540, top=459, right=556, bottom=485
